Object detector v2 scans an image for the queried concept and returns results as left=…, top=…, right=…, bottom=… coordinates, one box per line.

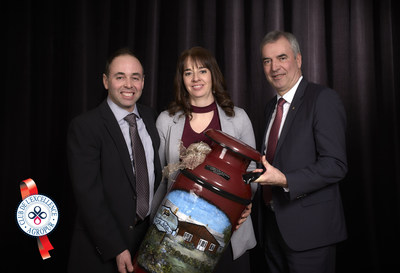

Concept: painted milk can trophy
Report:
left=135, top=129, right=261, bottom=273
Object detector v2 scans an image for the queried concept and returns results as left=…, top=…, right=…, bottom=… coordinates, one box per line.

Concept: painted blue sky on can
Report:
left=167, top=190, right=231, bottom=233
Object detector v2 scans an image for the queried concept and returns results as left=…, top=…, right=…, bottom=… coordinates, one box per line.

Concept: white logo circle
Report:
left=16, top=194, right=59, bottom=237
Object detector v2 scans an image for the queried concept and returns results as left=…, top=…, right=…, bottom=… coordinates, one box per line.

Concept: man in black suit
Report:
left=253, top=31, right=348, bottom=273
left=67, top=48, right=162, bottom=273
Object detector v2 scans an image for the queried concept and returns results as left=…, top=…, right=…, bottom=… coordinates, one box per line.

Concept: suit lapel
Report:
left=137, top=104, right=158, bottom=152
left=99, top=101, right=136, bottom=189
left=275, top=79, right=308, bottom=156
left=137, top=104, right=162, bottom=191
left=260, top=96, right=278, bottom=155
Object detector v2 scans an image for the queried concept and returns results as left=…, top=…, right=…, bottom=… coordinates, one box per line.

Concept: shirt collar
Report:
left=278, top=76, right=303, bottom=104
left=107, top=96, right=141, bottom=124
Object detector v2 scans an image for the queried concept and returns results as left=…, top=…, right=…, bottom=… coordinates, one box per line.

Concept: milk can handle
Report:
left=242, top=171, right=264, bottom=184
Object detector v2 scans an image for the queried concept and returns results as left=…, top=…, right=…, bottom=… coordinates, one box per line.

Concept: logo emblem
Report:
left=16, top=194, right=59, bottom=237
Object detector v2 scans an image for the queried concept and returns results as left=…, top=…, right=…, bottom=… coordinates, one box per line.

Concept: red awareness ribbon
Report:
left=20, top=178, right=54, bottom=260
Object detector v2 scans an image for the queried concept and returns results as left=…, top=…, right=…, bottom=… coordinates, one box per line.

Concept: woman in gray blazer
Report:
left=152, top=47, right=257, bottom=273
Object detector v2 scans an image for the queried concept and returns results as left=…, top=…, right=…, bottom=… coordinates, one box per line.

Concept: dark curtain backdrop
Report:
left=3, top=0, right=399, bottom=272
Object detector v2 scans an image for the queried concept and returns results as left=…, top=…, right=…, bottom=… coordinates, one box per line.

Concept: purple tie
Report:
left=124, top=113, right=149, bottom=219
left=263, top=98, right=286, bottom=204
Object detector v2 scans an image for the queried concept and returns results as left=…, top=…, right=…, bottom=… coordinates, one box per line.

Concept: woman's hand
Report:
left=235, top=203, right=252, bottom=230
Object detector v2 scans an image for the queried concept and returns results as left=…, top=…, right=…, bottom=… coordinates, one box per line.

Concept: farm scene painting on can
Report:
left=137, top=190, right=232, bottom=273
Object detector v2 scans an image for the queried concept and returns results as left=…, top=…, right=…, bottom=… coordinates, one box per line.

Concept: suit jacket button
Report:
left=95, top=246, right=102, bottom=255
left=129, top=225, right=134, bottom=230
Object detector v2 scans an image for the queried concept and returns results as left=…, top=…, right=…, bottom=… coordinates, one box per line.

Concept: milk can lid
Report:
left=204, top=129, right=261, bottom=162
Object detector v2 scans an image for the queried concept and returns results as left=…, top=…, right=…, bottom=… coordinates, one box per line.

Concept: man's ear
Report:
left=102, top=73, right=109, bottom=90
left=296, top=53, right=302, bottom=69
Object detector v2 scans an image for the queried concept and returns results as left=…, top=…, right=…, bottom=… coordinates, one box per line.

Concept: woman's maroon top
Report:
left=181, top=102, right=221, bottom=148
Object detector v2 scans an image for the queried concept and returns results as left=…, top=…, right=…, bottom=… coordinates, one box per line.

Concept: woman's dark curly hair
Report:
left=167, top=46, right=235, bottom=118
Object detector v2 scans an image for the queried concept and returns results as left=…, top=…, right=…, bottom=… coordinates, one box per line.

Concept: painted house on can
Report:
left=177, top=221, right=220, bottom=254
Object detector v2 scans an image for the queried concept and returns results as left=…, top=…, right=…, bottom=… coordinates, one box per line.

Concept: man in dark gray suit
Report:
left=67, top=48, right=162, bottom=273
left=254, top=31, right=347, bottom=273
